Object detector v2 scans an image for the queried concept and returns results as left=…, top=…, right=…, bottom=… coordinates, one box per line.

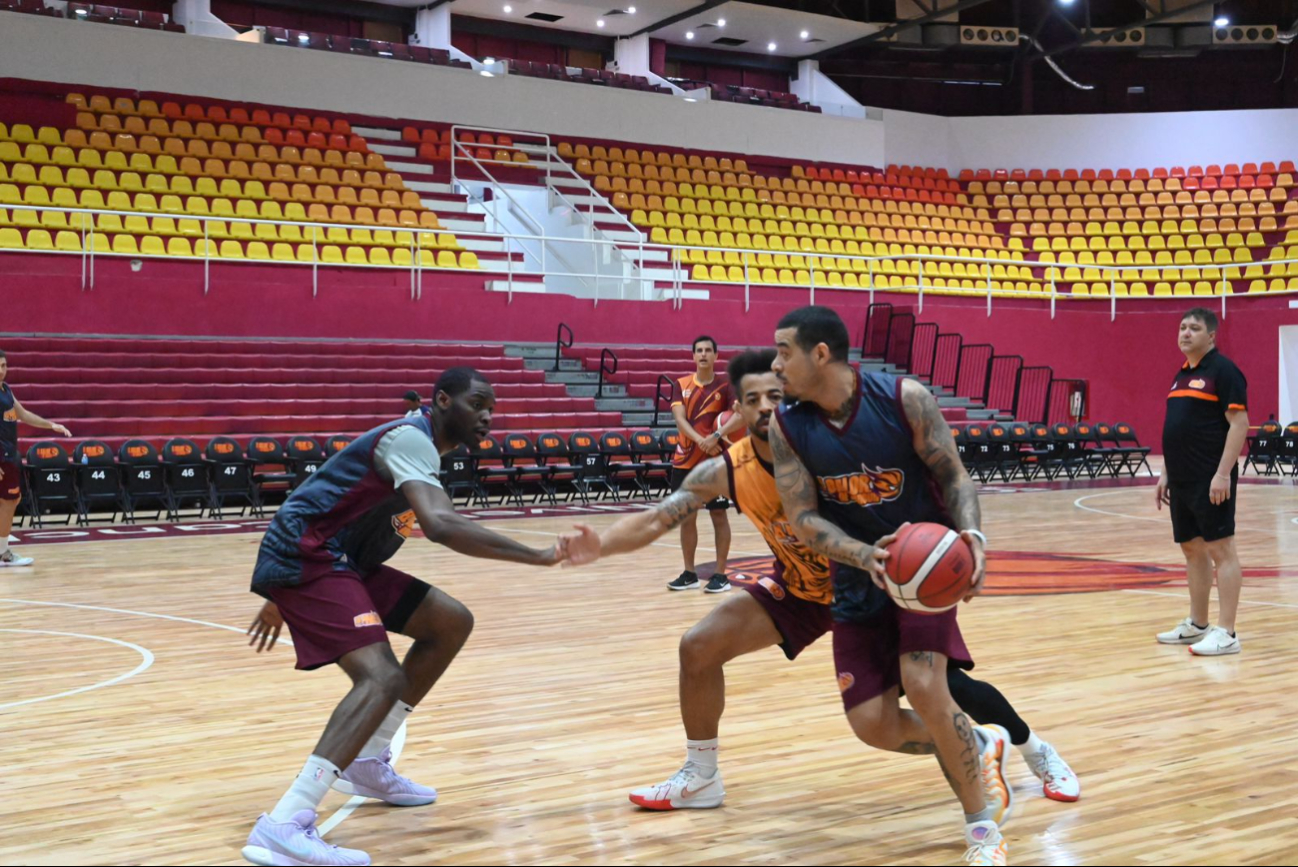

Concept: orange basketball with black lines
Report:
left=883, top=522, right=974, bottom=614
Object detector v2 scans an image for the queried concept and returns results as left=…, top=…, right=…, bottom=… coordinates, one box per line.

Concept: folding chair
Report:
left=206, top=436, right=260, bottom=518
left=118, top=439, right=167, bottom=522
left=23, top=441, right=75, bottom=527
left=73, top=439, right=124, bottom=525
left=161, top=437, right=209, bottom=520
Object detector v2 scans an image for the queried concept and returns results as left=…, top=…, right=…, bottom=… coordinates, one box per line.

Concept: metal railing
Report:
left=595, top=348, right=619, bottom=399
left=6, top=202, right=1298, bottom=318
left=553, top=322, right=574, bottom=371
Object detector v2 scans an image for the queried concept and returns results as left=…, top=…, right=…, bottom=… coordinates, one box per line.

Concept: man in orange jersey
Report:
left=667, top=336, right=745, bottom=593
left=564, top=350, right=1076, bottom=821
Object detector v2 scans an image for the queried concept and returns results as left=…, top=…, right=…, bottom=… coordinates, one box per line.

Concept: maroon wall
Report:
left=2, top=255, right=1291, bottom=450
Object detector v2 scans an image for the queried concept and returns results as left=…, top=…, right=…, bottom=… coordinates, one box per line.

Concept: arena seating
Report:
left=10, top=337, right=622, bottom=458
left=0, top=0, right=61, bottom=18
left=67, top=3, right=184, bottom=32
left=507, top=61, right=674, bottom=95
left=256, top=27, right=472, bottom=69
left=0, top=94, right=492, bottom=269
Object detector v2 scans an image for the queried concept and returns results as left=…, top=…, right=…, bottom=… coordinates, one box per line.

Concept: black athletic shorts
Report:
left=670, top=467, right=731, bottom=511
left=1169, top=477, right=1236, bottom=544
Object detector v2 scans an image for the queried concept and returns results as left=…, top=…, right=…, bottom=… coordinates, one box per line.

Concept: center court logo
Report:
left=816, top=465, right=904, bottom=507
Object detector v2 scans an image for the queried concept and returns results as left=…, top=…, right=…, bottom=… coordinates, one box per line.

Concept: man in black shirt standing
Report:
left=1155, top=308, right=1249, bottom=656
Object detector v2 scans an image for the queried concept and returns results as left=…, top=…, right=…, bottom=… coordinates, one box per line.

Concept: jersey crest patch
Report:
left=816, top=465, right=904, bottom=507
left=391, top=509, right=417, bottom=539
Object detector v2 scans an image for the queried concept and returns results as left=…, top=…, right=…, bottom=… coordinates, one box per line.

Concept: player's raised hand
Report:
left=247, top=602, right=283, bottom=653
left=960, top=530, right=987, bottom=602
left=559, top=523, right=601, bottom=567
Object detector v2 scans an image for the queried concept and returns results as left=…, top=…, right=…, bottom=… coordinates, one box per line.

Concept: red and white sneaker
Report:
left=334, top=748, right=437, bottom=806
left=1024, top=741, right=1080, bottom=802
left=976, top=724, right=1014, bottom=826
left=628, top=763, right=725, bottom=810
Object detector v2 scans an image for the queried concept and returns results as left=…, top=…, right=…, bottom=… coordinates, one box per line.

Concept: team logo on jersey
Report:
left=353, top=611, right=382, bottom=628
left=391, top=509, right=417, bottom=538
left=757, top=575, right=786, bottom=601
left=837, top=671, right=856, bottom=692
left=1189, top=378, right=1207, bottom=389
left=2, top=409, right=16, bottom=423
left=816, top=465, right=904, bottom=507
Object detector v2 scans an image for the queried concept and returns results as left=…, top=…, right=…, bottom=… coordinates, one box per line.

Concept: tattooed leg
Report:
left=844, top=688, right=936, bottom=754
left=900, top=651, right=986, bottom=814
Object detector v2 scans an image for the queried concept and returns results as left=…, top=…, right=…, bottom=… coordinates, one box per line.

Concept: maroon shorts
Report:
left=733, top=570, right=832, bottom=660
left=832, top=604, right=973, bottom=712
left=267, top=564, right=431, bottom=671
left=0, top=461, right=21, bottom=501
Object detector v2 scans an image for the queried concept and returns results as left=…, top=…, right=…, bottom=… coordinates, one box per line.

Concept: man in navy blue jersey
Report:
left=242, top=367, right=573, bottom=867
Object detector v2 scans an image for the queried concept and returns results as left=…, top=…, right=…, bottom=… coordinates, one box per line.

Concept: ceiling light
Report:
left=800, top=30, right=809, bottom=39
left=717, top=18, right=725, bottom=27
left=684, top=97, right=697, bottom=102
left=596, top=18, right=605, bottom=27
left=685, top=30, right=694, bottom=40
left=297, top=32, right=309, bottom=43
left=1058, top=0, right=1075, bottom=5
left=480, top=70, right=494, bottom=77
left=484, top=57, right=496, bottom=64
left=627, top=6, right=635, bottom=12
left=1214, top=16, right=1230, bottom=26
left=767, top=41, right=777, bottom=51
left=503, top=4, right=512, bottom=12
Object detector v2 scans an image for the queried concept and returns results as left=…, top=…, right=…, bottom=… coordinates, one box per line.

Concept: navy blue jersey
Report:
left=252, top=414, right=435, bottom=592
left=775, top=370, right=951, bottom=622
left=0, top=384, right=17, bottom=462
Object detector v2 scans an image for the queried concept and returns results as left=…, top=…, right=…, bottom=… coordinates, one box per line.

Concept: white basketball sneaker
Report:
left=0, top=549, right=33, bottom=567
left=1188, top=626, right=1240, bottom=656
left=976, top=724, right=1014, bottom=826
left=1023, top=741, right=1080, bottom=802
left=334, top=747, right=437, bottom=806
left=628, top=762, right=725, bottom=810
left=964, top=820, right=1008, bottom=866
left=1156, top=617, right=1210, bottom=645
left=242, top=809, right=370, bottom=866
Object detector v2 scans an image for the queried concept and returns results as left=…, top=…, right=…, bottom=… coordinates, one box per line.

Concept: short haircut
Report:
left=692, top=335, right=718, bottom=353
left=403, top=390, right=421, bottom=402
left=1182, top=307, right=1218, bottom=332
left=0, top=349, right=6, bottom=360
left=434, top=367, right=489, bottom=400
left=727, top=349, right=778, bottom=394
left=776, top=305, right=850, bottom=362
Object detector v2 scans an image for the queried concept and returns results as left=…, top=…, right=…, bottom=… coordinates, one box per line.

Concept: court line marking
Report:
left=1121, top=588, right=1298, bottom=610
left=1072, top=490, right=1164, bottom=523
left=0, top=628, right=154, bottom=711
left=0, top=598, right=406, bottom=840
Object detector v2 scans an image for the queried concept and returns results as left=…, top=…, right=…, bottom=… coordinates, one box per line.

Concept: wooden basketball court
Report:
left=2, top=477, right=1295, bottom=866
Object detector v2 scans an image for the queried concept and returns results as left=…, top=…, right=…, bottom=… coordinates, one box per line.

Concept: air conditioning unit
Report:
left=959, top=26, right=1019, bottom=47
left=1214, top=24, right=1279, bottom=45
left=1092, top=27, right=1146, bottom=47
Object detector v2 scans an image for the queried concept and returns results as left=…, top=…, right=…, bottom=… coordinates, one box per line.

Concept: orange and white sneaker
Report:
left=628, top=763, right=725, bottom=810
left=963, top=820, right=1008, bottom=866
left=1024, top=741, right=1080, bottom=802
left=976, top=724, right=1014, bottom=825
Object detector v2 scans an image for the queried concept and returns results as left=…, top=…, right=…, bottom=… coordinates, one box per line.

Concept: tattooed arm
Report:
left=769, top=416, right=890, bottom=577
left=899, top=378, right=986, bottom=598
left=563, top=457, right=731, bottom=565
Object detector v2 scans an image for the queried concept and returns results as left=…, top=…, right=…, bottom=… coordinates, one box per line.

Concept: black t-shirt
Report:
left=1162, top=349, right=1247, bottom=486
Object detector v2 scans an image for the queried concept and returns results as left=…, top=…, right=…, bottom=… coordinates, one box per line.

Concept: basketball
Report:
left=717, top=410, right=738, bottom=444
left=882, top=523, right=974, bottom=614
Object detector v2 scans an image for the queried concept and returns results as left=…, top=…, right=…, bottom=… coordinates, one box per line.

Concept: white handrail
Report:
left=7, top=203, right=1298, bottom=311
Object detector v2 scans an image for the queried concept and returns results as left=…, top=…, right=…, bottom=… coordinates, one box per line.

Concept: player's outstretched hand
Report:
left=560, top=523, right=601, bottom=567
left=247, top=602, right=283, bottom=653
left=865, top=528, right=901, bottom=589
left=960, top=530, right=987, bottom=602
left=51, top=423, right=71, bottom=437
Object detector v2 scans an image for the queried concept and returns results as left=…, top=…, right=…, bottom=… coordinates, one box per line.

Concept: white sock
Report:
left=270, top=755, right=341, bottom=822
left=685, top=738, right=719, bottom=774
left=358, top=701, right=413, bottom=758
left=1016, top=731, right=1045, bottom=757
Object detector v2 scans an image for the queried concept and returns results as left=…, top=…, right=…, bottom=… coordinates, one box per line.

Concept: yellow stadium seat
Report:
left=0, top=228, right=21, bottom=249
left=219, top=240, right=245, bottom=259
left=24, top=229, right=54, bottom=250
left=112, top=235, right=139, bottom=255
left=140, top=236, right=166, bottom=257
left=345, top=246, right=368, bottom=265
left=244, top=241, right=272, bottom=260
left=296, top=244, right=318, bottom=263
left=436, top=250, right=457, bottom=268
left=369, top=247, right=392, bottom=266
left=167, top=237, right=193, bottom=257
left=54, top=231, right=81, bottom=252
